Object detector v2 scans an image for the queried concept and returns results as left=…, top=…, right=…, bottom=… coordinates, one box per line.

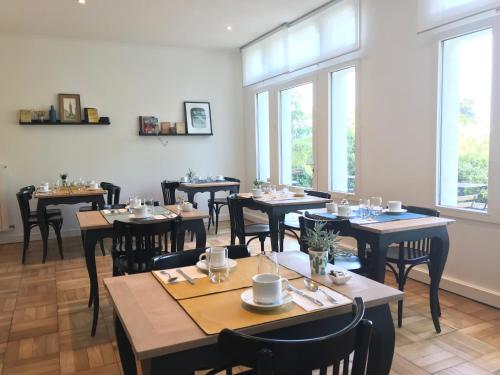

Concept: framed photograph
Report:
left=175, top=122, right=186, bottom=134
left=59, top=94, right=81, bottom=122
left=19, top=110, right=32, bottom=123
left=184, top=102, right=213, bottom=135
left=139, top=116, right=159, bottom=135
left=160, top=122, right=172, bottom=135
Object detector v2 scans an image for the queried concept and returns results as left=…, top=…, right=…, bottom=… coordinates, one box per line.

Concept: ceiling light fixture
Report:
left=226, top=25, right=232, bottom=31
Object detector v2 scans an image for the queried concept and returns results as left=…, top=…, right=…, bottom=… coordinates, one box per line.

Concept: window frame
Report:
left=255, top=90, right=271, bottom=182
left=435, top=18, right=500, bottom=224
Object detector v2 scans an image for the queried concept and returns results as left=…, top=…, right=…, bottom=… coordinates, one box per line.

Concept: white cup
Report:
left=252, top=188, right=263, bottom=198
left=326, top=202, right=338, bottom=213
left=181, top=202, right=193, bottom=212
left=252, top=273, right=288, bottom=305
left=338, top=205, right=352, bottom=217
left=215, top=175, right=224, bottom=181
left=180, top=176, right=189, bottom=182
left=387, top=201, right=402, bottom=211
left=199, top=247, right=228, bottom=268
left=133, top=206, right=148, bottom=218
left=294, top=187, right=305, bottom=195
left=129, top=198, right=140, bottom=209
left=90, top=182, right=99, bottom=189
left=39, top=184, right=49, bottom=192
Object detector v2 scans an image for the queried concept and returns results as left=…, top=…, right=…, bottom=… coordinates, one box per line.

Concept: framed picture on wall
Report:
left=59, top=94, right=81, bottom=122
left=184, top=101, right=213, bottom=135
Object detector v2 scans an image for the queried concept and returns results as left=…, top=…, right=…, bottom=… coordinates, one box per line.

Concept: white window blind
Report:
left=241, top=0, right=359, bottom=86
left=418, top=0, right=500, bottom=33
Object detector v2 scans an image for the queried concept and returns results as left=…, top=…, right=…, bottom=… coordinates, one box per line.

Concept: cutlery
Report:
left=159, top=271, right=178, bottom=284
left=177, top=268, right=195, bottom=284
left=286, top=284, right=323, bottom=306
left=303, top=279, right=338, bottom=304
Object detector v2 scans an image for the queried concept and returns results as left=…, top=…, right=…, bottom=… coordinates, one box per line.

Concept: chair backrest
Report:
left=100, top=182, right=121, bottom=206
left=402, top=206, right=440, bottom=255
left=16, top=191, right=32, bottom=227
left=216, top=297, right=372, bottom=375
left=161, top=180, right=180, bottom=205
left=305, top=189, right=331, bottom=199
left=19, top=185, right=36, bottom=193
left=224, top=177, right=241, bottom=193
left=151, top=245, right=250, bottom=270
left=112, top=219, right=178, bottom=274
left=227, top=194, right=254, bottom=237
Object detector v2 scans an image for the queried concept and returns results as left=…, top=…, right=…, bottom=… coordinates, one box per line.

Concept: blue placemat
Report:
left=312, top=211, right=428, bottom=224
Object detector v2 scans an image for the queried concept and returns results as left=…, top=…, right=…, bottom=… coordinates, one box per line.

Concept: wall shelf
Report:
left=138, top=133, right=212, bottom=136
left=19, top=119, right=111, bottom=126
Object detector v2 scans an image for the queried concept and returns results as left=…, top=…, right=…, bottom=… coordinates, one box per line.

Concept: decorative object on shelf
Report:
left=60, top=173, right=68, bottom=187
left=184, top=101, right=212, bottom=135
left=160, top=122, right=172, bottom=135
left=49, top=106, right=57, bottom=123
left=84, top=108, right=99, bottom=123
left=32, top=110, right=49, bottom=122
left=59, top=94, right=81, bottom=122
left=99, top=117, right=110, bottom=124
left=175, top=122, right=186, bottom=134
left=139, top=116, right=159, bottom=135
left=19, top=110, right=32, bottom=123
left=304, top=221, right=340, bottom=275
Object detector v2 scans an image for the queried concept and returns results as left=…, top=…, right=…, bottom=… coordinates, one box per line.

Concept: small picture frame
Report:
left=160, top=122, right=171, bottom=135
left=175, top=122, right=186, bottom=134
left=19, top=110, right=32, bottom=123
left=59, top=94, right=81, bottom=123
left=84, top=108, right=99, bottom=123
left=184, top=101, right=212, bottom=135
left=139, top=116, right=159, bottom=135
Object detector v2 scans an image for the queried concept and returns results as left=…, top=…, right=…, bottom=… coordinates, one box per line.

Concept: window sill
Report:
left=436, top=205, right=500, bottom=224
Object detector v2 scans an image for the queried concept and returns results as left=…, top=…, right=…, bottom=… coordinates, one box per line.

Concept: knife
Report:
left=176, top=268, right=195, bottom=285
left=286, top=284, right=324, bottom=306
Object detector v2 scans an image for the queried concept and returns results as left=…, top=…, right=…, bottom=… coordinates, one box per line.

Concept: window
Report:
left=280, top=82, right=314, bottom=187
left=256, top=91, right=270, bottom=181
left=438, top=28, right=492, bottom=212
left=330, top=66, right=356, bottom=194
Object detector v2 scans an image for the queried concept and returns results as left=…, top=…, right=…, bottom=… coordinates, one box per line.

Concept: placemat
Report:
left=101, top=206, right=177, bottom=224
left=178, top=278, right=352, bottom=335
left=152, top=256, right=302, bottom=300
left=313, top=211, right=428, bottom=224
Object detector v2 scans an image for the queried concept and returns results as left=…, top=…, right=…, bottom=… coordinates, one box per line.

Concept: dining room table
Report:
left=76, top=205, right=210, bottom=336
left=238, top=192, right=332, bottom=252
left=301, top=207, right=455, bottom=333
left=105, top=250, right=403, bottom=375
left=177, top=180, right=240, bottom=205
left=34, top=185, right=107, bottom=263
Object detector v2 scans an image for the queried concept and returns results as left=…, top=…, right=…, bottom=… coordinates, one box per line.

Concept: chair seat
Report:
left=244, top=223, right=270, bottom=236
left=28, top=214, right=63, bottom=225
left=30, top=209, right=61, bottom=217
left=385, top=246, right=429, bottom=263
left=283, top=213, right=301, bottom=231
left=212, top=197, right=228, bottom=205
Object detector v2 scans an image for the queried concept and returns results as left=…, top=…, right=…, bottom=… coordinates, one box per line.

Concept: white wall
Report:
left=243, top=0, right=500, bottom=307
left=0, top=34, right=244, bottom=242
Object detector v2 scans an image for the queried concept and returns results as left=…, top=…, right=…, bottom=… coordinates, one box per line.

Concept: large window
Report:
left=438, top=28, right=492, bottom=211
left=280, top=82, right=314, bottom=187
left=330, top=66, right=356, bottom=194
left=256, top=91, right=270, bottom=181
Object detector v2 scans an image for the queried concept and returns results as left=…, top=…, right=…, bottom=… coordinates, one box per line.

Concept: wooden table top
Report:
left=104, top=251, right=402, bottom=360
left=76, top=206, right=209, bottom=231
left=34, top=187, right=106, bottom=198
left=301, top=208, right=455, bottom=234
left=238, top=193, right=331, bottom=207
left=179, top=181, right=240, bottom=188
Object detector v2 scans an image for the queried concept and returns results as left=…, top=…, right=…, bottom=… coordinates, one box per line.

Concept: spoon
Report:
left=160, top=271, right=178, bottom=284
left=303, top=279, right=337, bottom=304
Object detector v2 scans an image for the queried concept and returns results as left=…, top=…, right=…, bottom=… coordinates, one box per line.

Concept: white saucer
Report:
left=240, top=289, right=293, bottom=311
left=129, top=214, right=153, bottom=220
left=336, top=213, right=357, bottom=219
left=87, top=187, right=100, bottom=191
left=385, top=209, right=407, bottom=214
left=196, top=258, right=238, bottom=273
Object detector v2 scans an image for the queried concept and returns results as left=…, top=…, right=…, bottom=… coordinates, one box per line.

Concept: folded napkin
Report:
left=152, top=265, right=207, bottom=283
left=291, top=286, right=351, bottom=312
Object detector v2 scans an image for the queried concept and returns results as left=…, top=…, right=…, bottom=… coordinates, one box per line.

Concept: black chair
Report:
left=385, top=206, right=440, bottom=328
left=161, top=180, right=179, bottom=205
left=227, top=194, right=271, bottom=253
left=19, top=185, right=62, bottom=218
left=299, top=214, right=364, bottom=274
left=208, top=177, right=241, bottom=234
left=151, top=244, right=250, bottom=270
left=207, top=297, right=372, bottom=375
left=79, top=182, right=123, bottom=212
left=111, top=219, right=178, bottom=276
left=16, top=190, right=63, bottom=264
left=280, top=190, right=331, bottom=251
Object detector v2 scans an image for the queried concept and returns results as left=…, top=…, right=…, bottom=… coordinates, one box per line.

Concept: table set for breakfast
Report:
left=105, top=250, right=403, bottom=375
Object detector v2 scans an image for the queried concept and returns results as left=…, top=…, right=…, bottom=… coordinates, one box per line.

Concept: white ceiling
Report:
left=0, top=0, right=329, bottom=49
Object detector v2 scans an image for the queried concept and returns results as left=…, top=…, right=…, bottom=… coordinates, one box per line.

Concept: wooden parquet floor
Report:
left=0, top=223, right=499, bottom=375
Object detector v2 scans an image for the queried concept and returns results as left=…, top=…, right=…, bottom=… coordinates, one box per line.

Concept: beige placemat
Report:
left=152, top=256, right=302, bottom=300
left=178, top=278, right=352, bottom=335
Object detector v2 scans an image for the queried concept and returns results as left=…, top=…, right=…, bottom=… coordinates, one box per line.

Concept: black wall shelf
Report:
left=138, top=133, right=212, bottom=137
left=20, top=119, right=111, bottom=126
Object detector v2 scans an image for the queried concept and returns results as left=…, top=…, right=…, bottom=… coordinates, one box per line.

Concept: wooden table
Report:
left=178, top=181, right=240, bottom=209
left=105, top=251, right=402, bottom=375
left=239, top=193, right=332, bottom=252
left=34, top=187, right=106, bottom=263
left=304, top=208, right=455, bottom=332
left=76, top=206, right=209, bottom=336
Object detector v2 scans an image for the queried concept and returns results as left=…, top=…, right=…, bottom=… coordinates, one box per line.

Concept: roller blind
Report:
left=241, top=0, right=359, bottom=86
left=418, top=0, right=500, bottom=32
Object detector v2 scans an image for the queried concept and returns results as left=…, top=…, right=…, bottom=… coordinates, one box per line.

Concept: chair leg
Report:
left=88, top=288, right=93, bottom=308
left=397, top=263, right=406, bottom=328
left=54, top=222, right=64, bottom=260
left=208, top=202, right=213, bottom=231
left=99, top=239, right=106, bottom=256
left=279, top=227, right=285, bottom=252
left=215, top=205, right=221, bottom=234
left=259, top=236, right=266, bottom=253
left=22, top=227, right=31, bottom=264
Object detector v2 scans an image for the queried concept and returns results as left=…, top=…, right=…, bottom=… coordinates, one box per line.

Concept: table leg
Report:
left=428, top=227, right=449, bottom=333
left=365, top=304, right=395, bottom=375
left=115, top=314, right=138, bottom=375
left=187, top=192, right=195, bottom=204
left=368, top=237, right=391, bottom=283
left=36, top=203, right=50, bottom=263
left=83, top=230, right=100, bottom=336
left=267, top=211, right=281, bottom=252
left=208, top=192, right=215, bottom=229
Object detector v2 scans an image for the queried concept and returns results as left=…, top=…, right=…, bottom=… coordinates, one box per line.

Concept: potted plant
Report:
left=60, top=173, right=68, bottom=187
left=303, top=221, right=340, bottom=275
left=186, top=168, right=195, bottom=182
left=252, top=179, right=263, bottom=197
